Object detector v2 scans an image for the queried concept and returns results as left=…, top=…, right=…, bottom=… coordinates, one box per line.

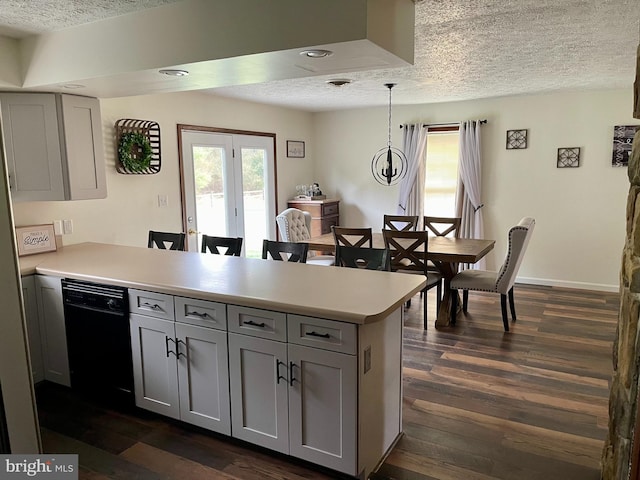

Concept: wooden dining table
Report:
left=303, top=232, right=495, bottom=327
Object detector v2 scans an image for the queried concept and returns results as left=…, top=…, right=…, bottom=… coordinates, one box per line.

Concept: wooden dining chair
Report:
left=383, top=214, right=419, bottom=231
left=424, top=216, right=462, bottom=238
left=335, top=245, right=390, bottom=271
left=332, top=226, right=373, bottom=248
left=148, top=230, right=186, bottom=251
left=383, top=229, right=442, bottom=329
left=201, top=235, right=243, bottom=256
left=450, top=217, right=535, bottom=331
left=261, top=239, right=309, bottom=263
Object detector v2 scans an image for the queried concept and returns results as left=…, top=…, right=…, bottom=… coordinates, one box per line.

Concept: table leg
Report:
left=433, top=261, right=458, bottom=327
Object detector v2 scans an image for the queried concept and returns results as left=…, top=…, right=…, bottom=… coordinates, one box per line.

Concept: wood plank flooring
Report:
left=36, top=284, right=619, bottom=480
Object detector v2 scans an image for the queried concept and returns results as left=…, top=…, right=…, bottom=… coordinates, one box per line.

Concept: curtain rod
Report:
left=400, top=119, right=488, bottom=128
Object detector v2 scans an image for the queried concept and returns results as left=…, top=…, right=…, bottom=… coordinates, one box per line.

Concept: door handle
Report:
left=165, top=336, right=176, bottom=358
left=176, top=338, right=187, bottom=360
left=289, top=361, right=298, bottom=386
left=188, top=228, right=199, bottom=236
left=276, top=360, right=287, bottom=384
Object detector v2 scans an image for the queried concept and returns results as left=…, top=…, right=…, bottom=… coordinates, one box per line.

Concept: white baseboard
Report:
left=516, top=276, right=620, bottom=293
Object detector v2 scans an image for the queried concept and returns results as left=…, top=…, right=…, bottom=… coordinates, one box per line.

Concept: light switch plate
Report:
left=53, top=220, right=63, bottom=235
left=158, top=194, right=169, bottom=207
left=63, top=219, right=73, bottom=234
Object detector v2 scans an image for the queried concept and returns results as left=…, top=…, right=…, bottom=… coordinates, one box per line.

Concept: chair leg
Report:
left=462, top=290, right=469, bottom=313
left=508, top=287, right=517, bottom=321
left=450, top=288, right=457, bottom=325
left=500, top=294, right=509, bottom=331
left=423, top=289, right=428, bottom=330
left=436, top=281, right=442, bottom=313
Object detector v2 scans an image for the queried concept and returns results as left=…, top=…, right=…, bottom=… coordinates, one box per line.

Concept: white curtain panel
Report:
left=397, top=124, right=428, bottom=222
left=456, top=120, right=485, bottom=269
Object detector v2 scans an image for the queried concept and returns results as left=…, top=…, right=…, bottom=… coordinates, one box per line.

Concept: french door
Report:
left=179, top=126, right=277, bottom=257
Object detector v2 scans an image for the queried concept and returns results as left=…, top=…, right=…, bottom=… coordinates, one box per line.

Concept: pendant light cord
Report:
left=387, top=84, right=393, bottom=148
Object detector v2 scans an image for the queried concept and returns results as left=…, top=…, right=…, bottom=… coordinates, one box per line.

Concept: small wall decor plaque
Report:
left=287, top=140, right=305, bottom=158
left=557, top=147, right=580, bottom=168
left=506, top=129, right=528, bottom=149
left=612, top=125, right=640, bottom=167
left=15, top=224, right=57, bottom=256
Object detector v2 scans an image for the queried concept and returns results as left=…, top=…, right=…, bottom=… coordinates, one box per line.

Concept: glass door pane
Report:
left=240, top=147, right=266, bottom=258
left=193, top=145, right=227, bottom=238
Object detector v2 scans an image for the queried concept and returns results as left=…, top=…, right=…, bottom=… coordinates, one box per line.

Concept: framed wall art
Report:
left=506, top=129, right=528, bottom=149
left=287, top=140, right=305, bottom=158
left=612, top=125, right=640, bottom=167
left=557, top=147, right=580, bottom=168
left=15, top=224, right=57, bottom=256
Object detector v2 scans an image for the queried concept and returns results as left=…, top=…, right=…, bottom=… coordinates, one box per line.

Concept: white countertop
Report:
left=22, top=242, right=426, bottom=325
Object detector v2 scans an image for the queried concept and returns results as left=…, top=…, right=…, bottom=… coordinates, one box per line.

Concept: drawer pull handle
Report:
left=188, top=310, right=209, bottom=319
left=142, top=302, right=162, bottom=311
left=306, top=331, right=330, bottom=339
left=244, top=320, right=266, bottom=328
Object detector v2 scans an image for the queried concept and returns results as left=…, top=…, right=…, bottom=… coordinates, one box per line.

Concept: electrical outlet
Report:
left=53, top=220, right=63, bottom=235
left=63, top=219, right=73, bottom=235
left=158, top=194, right=169, bottom=207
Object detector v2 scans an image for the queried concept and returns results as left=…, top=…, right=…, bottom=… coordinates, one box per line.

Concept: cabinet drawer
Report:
left=322, top=202, right=339, bottom=216
left=228, top=305, right=286, bottom=342
left=175, top=297, right=226, bottom=330
left=129, top=289, right=175, bottom=320
left=287, top=315, right=356, bottom=355
left=320, top=217, right=339, bottom=234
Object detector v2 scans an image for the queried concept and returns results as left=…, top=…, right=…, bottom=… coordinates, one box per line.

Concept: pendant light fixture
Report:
left=371, top=83, right=407, bottom=186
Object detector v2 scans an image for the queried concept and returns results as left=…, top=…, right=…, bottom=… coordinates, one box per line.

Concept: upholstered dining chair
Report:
left=332, top=226, right=373, bottom=248
left=201, top=235, right=243, bottom=256
left=275, top=208, right=334, bottom=266
left=148, top=230, right=186, bottom=251
left=261, top=239, right=308, bottom=263
left=383, top=229, right=442, bottom=329
left=383, top=214, right=419, bottom=231
left=335, top=245, right=390, bottom=271
left=450, top=217, right=535, bottom=331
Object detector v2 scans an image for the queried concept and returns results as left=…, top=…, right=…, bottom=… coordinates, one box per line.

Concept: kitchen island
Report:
left=23, top=242, right=425, bottom=479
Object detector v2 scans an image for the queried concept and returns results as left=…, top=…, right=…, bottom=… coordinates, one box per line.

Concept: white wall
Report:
left=12, top=90, right=315, bottom=248
left=313, top=88, right=636, bottom=291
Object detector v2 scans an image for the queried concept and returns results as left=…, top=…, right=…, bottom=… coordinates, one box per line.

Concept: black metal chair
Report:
left=201, top=235, right=243, bottom=256
left=148, top=230, right=186, bottom=251
left=261, top=240, right=309, bottom=263
left=335, top=245, right=390, bottom=271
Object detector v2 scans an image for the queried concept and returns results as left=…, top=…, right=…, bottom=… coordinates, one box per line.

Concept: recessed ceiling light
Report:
left=62, top=84, right=85, bottom=89
left=158, top=69, right=189, bottom=77
left=299, top=49, right=333, bottom=58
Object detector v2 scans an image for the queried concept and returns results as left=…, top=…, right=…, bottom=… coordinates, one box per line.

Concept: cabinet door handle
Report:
left=188, top=310, right=209, bottom=319
left=289, top=361, right=298, bottom=385
left=276, top=360, right=287, bottom=384
left=143, top=302, right=162, bottom=311
left=244, top=320, right=266, bottom=328
left=165, top=336, right=176, bottom=358
left=305, top=331, right=330, bottom=339
left=176, top=338, right=187, bottom=360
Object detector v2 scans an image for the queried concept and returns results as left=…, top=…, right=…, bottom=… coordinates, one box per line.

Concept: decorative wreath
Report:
left=118, top=132, right=152, bottom=172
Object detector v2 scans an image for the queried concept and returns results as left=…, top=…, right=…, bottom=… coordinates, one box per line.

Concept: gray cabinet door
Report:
left=21, top=275, right=44, bottom=383
left=58, top=94, right=106, bottom=200
left=129, top=313, right=179, bottom=419
left=176, top=322, right=230, bottom=434
left=288, top=344, right=357, bottom=475
left=0, top=93, right=64, bottom=201
left=35, top=275, right=69, bottom=386
left=228, top=332, right=288, bottom=453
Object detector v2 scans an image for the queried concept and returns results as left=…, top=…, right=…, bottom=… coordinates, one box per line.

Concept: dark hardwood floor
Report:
left=36, top=284, right=619, bottom=480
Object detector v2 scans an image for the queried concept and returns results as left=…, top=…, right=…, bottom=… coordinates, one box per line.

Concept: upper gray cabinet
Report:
left=0, top=92, right=106, bottom=202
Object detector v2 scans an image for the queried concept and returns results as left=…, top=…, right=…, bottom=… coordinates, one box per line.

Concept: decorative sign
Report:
left=612, top=125, right=640, bottom=167
left=15, top=224, right=57, bottom=256
left=287, top=140, right=305, bottom=158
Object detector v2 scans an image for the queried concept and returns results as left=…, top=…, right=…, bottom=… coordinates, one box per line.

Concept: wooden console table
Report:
left=287, top=198, right=339, bottom=237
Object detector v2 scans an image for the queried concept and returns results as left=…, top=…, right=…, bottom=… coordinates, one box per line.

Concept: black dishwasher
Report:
left=62, top=279, right=134, bottom=406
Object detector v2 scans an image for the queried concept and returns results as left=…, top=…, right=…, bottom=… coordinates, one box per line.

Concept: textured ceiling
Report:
left=0, top=0, right=637, bottom=111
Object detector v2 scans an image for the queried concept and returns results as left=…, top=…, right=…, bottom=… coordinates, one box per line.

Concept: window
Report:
left=424, top=129, right=459, bottom=217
